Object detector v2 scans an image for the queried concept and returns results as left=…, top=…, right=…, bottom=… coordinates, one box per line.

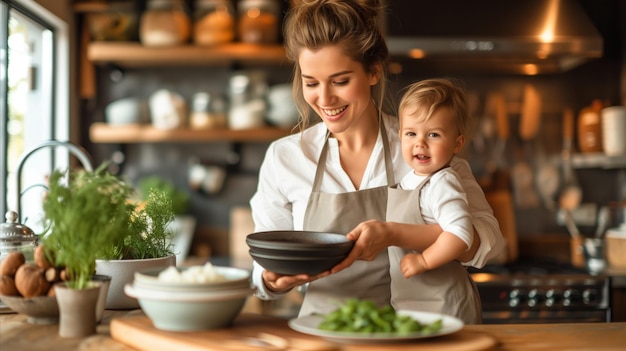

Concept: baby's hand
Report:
left=400, top=253, right=428, bottom=278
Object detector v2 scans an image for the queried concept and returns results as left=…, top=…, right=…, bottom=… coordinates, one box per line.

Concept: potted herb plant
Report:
left=42, top=166, right=135, bottom=337
left=138, top=176, right=196, bottom=266
left=95, top=180, right=178, bottom=310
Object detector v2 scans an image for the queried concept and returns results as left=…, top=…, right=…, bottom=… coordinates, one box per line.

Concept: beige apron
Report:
left=300, top=120, right=394, bottom=317
left=387, top=172, right=483, bottom=324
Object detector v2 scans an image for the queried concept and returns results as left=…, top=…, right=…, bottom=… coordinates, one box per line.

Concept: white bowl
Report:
left=133, top=265, right=251, bottom=292
left=124, top=284, right=254, bottom=331
left=105, top=97, right=149, bottom=125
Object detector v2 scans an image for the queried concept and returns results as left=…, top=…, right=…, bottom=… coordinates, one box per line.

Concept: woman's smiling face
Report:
left=298, top=45, right=380, bottom=135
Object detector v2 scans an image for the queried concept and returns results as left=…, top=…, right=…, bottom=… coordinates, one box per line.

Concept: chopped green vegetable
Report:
left=318, top=298, right=443, bottom=335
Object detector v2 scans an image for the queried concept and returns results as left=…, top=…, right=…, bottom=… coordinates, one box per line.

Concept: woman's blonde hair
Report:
left=399, top=78, right=472, bottom=138
left=283, top=0, right=392, bottom=130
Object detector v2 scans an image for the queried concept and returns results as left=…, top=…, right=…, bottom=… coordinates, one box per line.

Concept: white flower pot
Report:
left=95, top=255, right=176, bottom=309
left=168, top=215, right=197, bottom=265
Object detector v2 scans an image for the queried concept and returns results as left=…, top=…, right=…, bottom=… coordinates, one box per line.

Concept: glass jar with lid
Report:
left=140, top=0, right=191, bottom=46
left=193, top=0, right=235, bottom=45
left=237, top=0, right=279, bottom=44
left=0, top=211, right=37, bottom=264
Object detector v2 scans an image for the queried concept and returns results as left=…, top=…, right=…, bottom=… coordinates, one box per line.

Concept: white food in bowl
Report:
left=157, top=263, right=228, bottom=283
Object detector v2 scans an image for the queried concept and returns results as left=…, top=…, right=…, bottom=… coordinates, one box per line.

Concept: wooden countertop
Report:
left=1, top=310, right=625, bottom=351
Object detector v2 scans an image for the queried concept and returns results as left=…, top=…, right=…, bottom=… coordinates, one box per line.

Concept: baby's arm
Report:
left=400, top=231, right=469, bottom=278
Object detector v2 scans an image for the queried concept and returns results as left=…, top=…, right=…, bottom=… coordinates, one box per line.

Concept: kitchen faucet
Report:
left=13, top=140, right=94, bottom=223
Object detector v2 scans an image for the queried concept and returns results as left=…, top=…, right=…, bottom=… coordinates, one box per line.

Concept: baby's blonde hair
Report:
left=399, top=78, right=471, bottom=138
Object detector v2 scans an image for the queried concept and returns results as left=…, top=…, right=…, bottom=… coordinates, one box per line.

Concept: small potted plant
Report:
left=44, top=164, right=178, bottom=312
left=138, top=176, right=196, bottom=266
left=95, top=178, right=178, bottom=310
left=42, top=165, right=135, bottom=337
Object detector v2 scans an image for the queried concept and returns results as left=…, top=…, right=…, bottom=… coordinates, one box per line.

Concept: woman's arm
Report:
left=331, top=219, right=481, bottom=274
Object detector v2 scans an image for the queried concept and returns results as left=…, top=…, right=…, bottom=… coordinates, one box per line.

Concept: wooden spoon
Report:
left=559, top=108, right=582, bottom=210
left=512, top=84, right=541, bottom=208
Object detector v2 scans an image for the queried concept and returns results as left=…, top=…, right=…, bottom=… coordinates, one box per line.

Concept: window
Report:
left=1, top=0, right=70, bottom=232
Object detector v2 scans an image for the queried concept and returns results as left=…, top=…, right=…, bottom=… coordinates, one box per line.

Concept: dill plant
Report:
left=42, top=166, right=134, bottom=289
left=42, top=165, right=177, bottom=289
left=99, top=187, right=176, bottom=260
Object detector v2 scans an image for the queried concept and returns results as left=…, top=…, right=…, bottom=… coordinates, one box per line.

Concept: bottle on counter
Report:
left=193, top=0, right=235, bottom=46
left=237, top=0, right=279, bottom=44
left=577, top=99, right=603, bottom=153
left=140, top=0, right=191, bottom=47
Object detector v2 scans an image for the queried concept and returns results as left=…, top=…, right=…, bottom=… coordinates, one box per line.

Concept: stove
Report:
left=469, top=260, right=611, bottom=324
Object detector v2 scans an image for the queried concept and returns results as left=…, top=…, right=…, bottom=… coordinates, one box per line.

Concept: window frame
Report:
left=1, top=0, right=70, bottom=222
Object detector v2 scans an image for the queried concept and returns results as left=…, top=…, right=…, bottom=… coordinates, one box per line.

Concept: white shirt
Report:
left=399, top=168, right=473, bottom=249
left=250, top=114, right=504, bottom=298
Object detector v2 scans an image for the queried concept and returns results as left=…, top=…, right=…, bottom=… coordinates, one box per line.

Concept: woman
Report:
left=250, top=0, right=504, bottom=319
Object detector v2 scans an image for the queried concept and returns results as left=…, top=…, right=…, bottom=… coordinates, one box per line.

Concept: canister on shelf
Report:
left=193, top=0, right=235, bottom=45
left=140, top=0, right=191, bottom=47
left=577, top=99, right=603, bottom=153
left=190, top=92, right=227, bottom=130
left=237, top=0, right=279, bottom=44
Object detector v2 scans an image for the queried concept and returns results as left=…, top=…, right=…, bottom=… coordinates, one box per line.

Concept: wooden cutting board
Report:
left=111, top=314, right=497, bottom=351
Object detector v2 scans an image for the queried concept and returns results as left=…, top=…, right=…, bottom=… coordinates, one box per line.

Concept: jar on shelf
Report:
left=237, top=0, right=279, bottom=44
left=140, top=0, right=191, bottom=47
left=577, top=99, right=603, bottom=153
left=193, top=0, right=235, bottom=46
left=190, top=92, right=227, bottom=129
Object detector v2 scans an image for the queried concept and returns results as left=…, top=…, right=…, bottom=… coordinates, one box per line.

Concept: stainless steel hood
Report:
left=384, top=0, right=603, bottom=75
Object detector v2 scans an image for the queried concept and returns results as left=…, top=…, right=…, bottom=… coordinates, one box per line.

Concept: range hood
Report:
left=384, top=0, right=603, bottom=75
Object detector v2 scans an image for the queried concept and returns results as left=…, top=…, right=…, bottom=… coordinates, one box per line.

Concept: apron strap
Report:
left=311, top=117, right=394, bottom=192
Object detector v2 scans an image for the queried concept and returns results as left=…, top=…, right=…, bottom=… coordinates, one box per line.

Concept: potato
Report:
left=34, top=245, right=53, bottom=270
left=0, top=251, right=26, bottom=277
left=15, top=263, right=50, bottom=298
left=0, top=275, right=20, bottom=296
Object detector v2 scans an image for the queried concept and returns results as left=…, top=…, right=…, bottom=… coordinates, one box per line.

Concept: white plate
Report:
left=288, top=310, right=464, bottom=343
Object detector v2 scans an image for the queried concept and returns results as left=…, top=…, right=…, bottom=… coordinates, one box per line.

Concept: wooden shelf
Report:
left=571, top=153, right=626, bottom=169
left=89, top=123, right=293, bottom=143
left=87, top=42, right=289, bottom=67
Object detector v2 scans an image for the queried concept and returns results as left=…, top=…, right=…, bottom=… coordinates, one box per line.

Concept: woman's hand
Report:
left=331, top=219, right=392, bottom=274
left=262, top=269, right=330, bottom=293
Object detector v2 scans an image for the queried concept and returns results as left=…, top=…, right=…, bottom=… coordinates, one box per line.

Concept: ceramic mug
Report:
left=601, top=105, right=626, bottom=156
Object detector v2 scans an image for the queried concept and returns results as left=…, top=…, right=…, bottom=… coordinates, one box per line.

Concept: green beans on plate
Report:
left=318, top=298, right=443, bottom=334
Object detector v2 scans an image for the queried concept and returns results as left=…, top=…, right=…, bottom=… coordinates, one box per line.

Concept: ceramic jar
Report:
left=140, top=0, right=191, bottom=46
left=237, top=0, right=279, bottom=44
left=193, top=0, right=235, bottom=45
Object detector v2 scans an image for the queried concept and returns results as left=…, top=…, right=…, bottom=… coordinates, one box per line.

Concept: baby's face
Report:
left=399, top=106, right=465, bottom=176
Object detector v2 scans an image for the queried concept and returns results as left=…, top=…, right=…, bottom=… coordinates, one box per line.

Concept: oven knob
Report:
left=545, top=288, right=562, bottom=307
left=508, top=289, right=525, bottom=308
left=582, top=288, right=598, bottom=305
left=527, top=288, right=544, bottom=307
left=563, top=288, right=580, bottom=306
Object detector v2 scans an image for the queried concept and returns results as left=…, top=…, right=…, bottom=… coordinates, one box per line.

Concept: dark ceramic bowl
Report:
left=246, top=231, right=353, bottom=257
left=249, top=250, right=347, bottom=275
